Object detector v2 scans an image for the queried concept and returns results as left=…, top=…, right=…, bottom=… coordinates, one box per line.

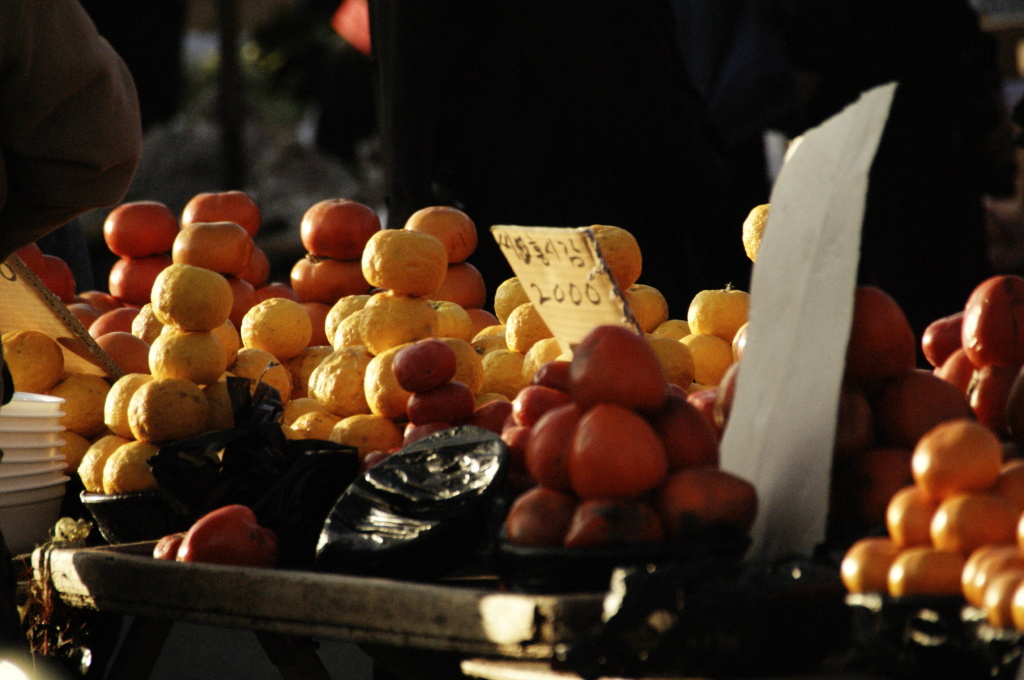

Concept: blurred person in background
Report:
left=0, top=0, right=141, bottom=658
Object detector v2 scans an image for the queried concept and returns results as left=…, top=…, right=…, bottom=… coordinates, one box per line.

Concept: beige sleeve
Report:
left=0, top=0, right=143, bottom=259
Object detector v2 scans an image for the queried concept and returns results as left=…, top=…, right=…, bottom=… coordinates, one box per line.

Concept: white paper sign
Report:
left=719, top=82, right=897, bottom=560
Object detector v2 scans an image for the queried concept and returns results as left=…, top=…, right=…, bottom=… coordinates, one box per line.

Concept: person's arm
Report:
left=0, top=0, right=142, bottom=261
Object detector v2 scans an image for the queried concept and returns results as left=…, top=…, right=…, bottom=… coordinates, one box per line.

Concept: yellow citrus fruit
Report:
left=131, top=303, right=164, bottom=344
left=439, top=337, right=485, bottom=395
left=481, top=349, right=527, bottom=401
left=280, top=397, right=326, bottom=429
left=127, top=377, right=210, bottom=443
left=472, top=325, right=508, bottom=356
left=210, top=319, right=241, bottom=367
left=283, top=345, right=333, bottom=400
left=505, top=302, right=553, bottom=354
left=102, top=440, right=161, bottom=494
left=307, top=345, right=373, bottom=417
left=687, top=286, right=750, bottom=343
left=403, top=206, right=478, bottom=264
left=743, top=203, right=770, bottom=262
left=681, top=333, right=734, bottom=386
left=229, top=347, right=293, bottom=402
left=324, top=294, right=371, bottom=346
left=624, top=284, right=670, bottom=334
left=149, top=328, right=227, bottom=385
left=150, top=262, right=233, bottom=332
left=432, top=300, right=474, bottom=342
left=590, top=224, right=642, bottom=291
left=330, top=413, right=404, bottom=457
left=1, top=329, right=64, bottom=394
left=286, top=410, right=341, bottom=441
left=104, top=372, right=154, bottom=439
left=357, top=292, right=439, bottom=356
left=647, top=336, right=696, bottom=389
left=332, top=308, right=365, bottom=348
left=361, top=228, right=448, bottom=297
left=77, top=434, right=131, bottom=493
left=494, top=277, right=530, bottom=325
left=49, top=373, right=111, bottom=438
left=240, top=297, right=313, bottom=362
left=651, top=319, right=691, bottom=342
left=521, top=337, right=564, bottom=383
left=363, top=343, right=414, bottom=420
left=202, top=379, right=235, bottom=431
left=58, top=431, right=92, bottom=474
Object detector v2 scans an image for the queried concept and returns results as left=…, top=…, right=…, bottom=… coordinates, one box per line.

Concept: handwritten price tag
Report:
left=490, top=225, right=640, bottom=353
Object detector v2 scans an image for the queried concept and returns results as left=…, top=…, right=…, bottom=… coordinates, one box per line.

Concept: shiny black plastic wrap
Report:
left=315, top=425, right=510, bottom=581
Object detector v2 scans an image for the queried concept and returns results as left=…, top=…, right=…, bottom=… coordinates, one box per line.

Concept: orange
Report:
left=332, top=309, right=365, bottom=348
left=150, top=263, right=233, bottom=332
left=127, top=377, right=210, bottom=443
left=929, top=492, right=1018, bottom=555
left=202, top=379, right=235, bottom=431
left=283, top=345, right=332, bottom=400
left=149, top=328, right=227, bottom=385
left=963, top=544, right=1024, bottom=607
left=911, top=418, right=1003, bottom=502
left=493, top=277, right=530, bottom=325
left=1, top=329, right=65, bottom=394
left=886, top=485, right=939, bottom=549
left=58, top=431, right=91, bottom=474
left=361, top=229, right=448, bottom=296
left=983, top=569, right=1024, bottom=628
left=357, top=292, right=439, bottom=356
left=651, top=319, right=691, bottom=342
left=102, top=440, right=161, bottom=494
left=289, top=256, right=371, bottom=305
left=280, top=397, right=327, bottom=429
left=403, top=205, right=478, bottom=264
left=103, top=200, right=179, bottom=259
left=687, top=286, right=750, bottom=343
left=589, top=224, right=642, bottom=291
left=505, top=302, right=553, bottom=354
left=431, top=262, right=487, bottom=309
left=521, top=337, right=564, bottom=384
left=481, top=349, right=528, bottom=401
left=472, top=324, right=508, bottom=356
left=330, top=413, right=404, bottom=457
left=840, top=536, right=900, bottom=593
left=49, top=374, right=111, bottom=439
left=872, top=369, right=974, bottom=450
left=286, top=410, right=342, bottom=441
left=324, top=294, right=372, bottom=344
left=741, top=203, right=769, bottom=262
left=77, top=434, right=131, bottom=493
left=103, top=373, right=153, bottom=439
left=172, top=220, right=253, bottom=276
left=680, top=333, right=734, bottom=387
left=230, top=347, right=293, bottom=402
left=887, top=546, right=966, bottom=597
left=624, top=284, right=670, bottom=334
left=996, top=459, right=1024, bottom=512
left=240, top=297, right=313, bottom=362
left=362, top=343, right=414, bottom=420
left=646, top=336, right=696, bottom=390
left=432, top=300, right=475, bottom=342
left=844, top=285, right=917, bottom=390
left=307, top=345, right=374, bottom=417
left=210, top=319, right=241, bottom=368
left=131, top=303, right=164, bottom=345
left=181, top=189, right=261, bottom=238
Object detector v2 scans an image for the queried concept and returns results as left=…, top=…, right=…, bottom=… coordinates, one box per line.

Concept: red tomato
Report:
left=504, top=486, right=578, bottom=547
left=103, top=201, right=180, bottom=258
left=392, top=338, right=457, bottom=392
left=568, top=324, right=669, bottom=413
left=562, top=499, right=664, bottom=548
left=525, top=402, right=583, bottom=492
left=467, top=399, right=513, bottom=435
left=530, top=360, right=572, bottom=393
left=961, top=274, right=1024, bottom=368
left=570, top=403, right=668, bottom=500
left=511, top=385, right=573, bottom=427
left=969, top=364, right=1017, bottom=439
left=153, top=532, right=185, bottom=560
left=921, top=311, right=964, bottom=369
left=300, top=198, right=381, bottom=260
left=406, top=381, right=475, bottom=425
left=176, top=504, right=279, bottom=567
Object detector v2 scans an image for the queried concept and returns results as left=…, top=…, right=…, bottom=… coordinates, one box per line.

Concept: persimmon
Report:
left=844, top=285, right=917, bottom=390
left=431, top=262, right=487, bottom=310
left=466, top=308, right=500, bottom=336
left=95, top=331, right=150, bottom=375
left=172, top=221, right=253, bottom=276
left=563, top=499, right=664, bottom=548
left=569, top=324, right=669, bottom=413
left=970, top=364, right=1016, bottom=438
left=921, top=310, right=964, bottom=369
left=300, top=198, right=380, bottom=260
left=886, top=485, right=938, bottom=549
left=570, top=403, right=667, bottom=500
left=872, top=369, right=974, bottom=450
left=833, top=383, right=875, bottom=462
left=911, top=418, right=1002, bottom=502
left=503, top=486, right=578, bottom=547
left=302, top=302, right=331, bottom=347
left=646, top=393, right=719, bottom=470
left=934, top=348, right=975, bottom=395
left=525, top=402, right=583, bottom=493
left=39, top=254, right=75, bottom=302
left=962, top=274, right=1024, bottom=369
left=840, top=536, right=900, bottom=593
left=77, top=290, right=122, bottom=314
left=963, top=544, right=1024, bottom=608
left=256, top=281, right=300, bottom=302
left=929, top=492, right=1018, bottom=555
left=403, top=205, right=478, bottom=264
left=181, top=190, right=261, bottom=238
left=226, top=275, right=259, bottom=329
left=108, top=254, right=172, bottom=307
left=89, top=307, right=140, bottom=338
left=239, top=245, right=271, bottom=289
left=68, top=302, right=102, bottom=329
left=652, top=466, right=757, bottom=540
left=103, top=201, right=179, bottom=258
left=887, top=546, right=966, bottom=597
left=15, top=242, right=44, bottom=274
left=290, top=256, right=371, bottom=304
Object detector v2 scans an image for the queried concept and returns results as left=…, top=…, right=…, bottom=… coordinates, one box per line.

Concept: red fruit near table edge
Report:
left=172, top=504, right=279, bottom=568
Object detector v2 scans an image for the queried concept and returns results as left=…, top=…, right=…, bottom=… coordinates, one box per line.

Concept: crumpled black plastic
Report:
left=554, top=557, right=850, bottom=679
left=314, top=425, right=510, bottom=581
left=149, top=377, right=361, bottom=568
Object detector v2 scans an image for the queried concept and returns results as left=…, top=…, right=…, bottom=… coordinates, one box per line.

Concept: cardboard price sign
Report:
left=490, top=225, right=640, bottom=353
